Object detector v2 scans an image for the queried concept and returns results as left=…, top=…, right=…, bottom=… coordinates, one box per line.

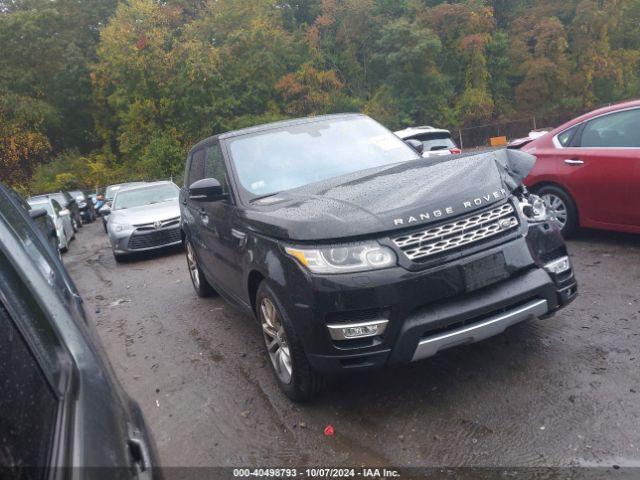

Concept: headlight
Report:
left=285, top=242, right=396, bottom=274
left=518, top=194, right=548, bottom=223
left=78, top=201, right=87, bottom=208
left=110, top=222, right=133, bottom=233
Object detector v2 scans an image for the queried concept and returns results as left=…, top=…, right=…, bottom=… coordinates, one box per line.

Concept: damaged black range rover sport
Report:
left=180, top=114, right=577, bottom=401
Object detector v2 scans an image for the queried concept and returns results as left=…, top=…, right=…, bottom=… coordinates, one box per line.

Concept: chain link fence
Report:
left=455, top=112, right=580, bottom=150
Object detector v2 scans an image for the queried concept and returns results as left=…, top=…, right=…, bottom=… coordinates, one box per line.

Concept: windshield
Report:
left=105, top=185, right=121, bottom=200
left=227, top=116, right=419, bottom=197
left=106, top=183, right=144, bottom=200
left=113, top=184, right=179, bottom=210
left=29, top=202, right=53, bottom=216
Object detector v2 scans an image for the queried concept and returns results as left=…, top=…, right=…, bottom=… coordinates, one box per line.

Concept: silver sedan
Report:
left=107, top=181, right=182, bottom=262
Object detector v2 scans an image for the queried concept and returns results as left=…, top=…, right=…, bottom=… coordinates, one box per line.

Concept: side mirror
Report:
left=60, top=208, right=71, bottom=216
left=405, top=139, right=424, bottom=155
left=189, top=178, right=226, bottom=201
left=100, top=205, right=111, bottom=215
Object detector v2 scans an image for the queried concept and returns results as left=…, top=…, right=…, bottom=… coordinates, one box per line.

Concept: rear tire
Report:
left=535, top=185, right=578, bottom=237
left=256, top=281, right=324, bottom=402
left=185, top=238, right=215, bottom=297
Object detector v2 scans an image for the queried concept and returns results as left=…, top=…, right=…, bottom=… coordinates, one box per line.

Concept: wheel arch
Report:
left=528, top=181, right=581, bottom=225
left=247, top=270, right=266, bottom=316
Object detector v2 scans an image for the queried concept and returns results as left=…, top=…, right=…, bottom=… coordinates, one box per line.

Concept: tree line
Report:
left=1, top=0, right=639, bottom=193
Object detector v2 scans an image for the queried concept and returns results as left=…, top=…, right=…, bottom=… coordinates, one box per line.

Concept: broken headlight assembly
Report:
left=516, top=190, right=549, bottom=223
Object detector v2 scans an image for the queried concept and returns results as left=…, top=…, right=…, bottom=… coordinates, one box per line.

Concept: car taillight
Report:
left=449, top=148, right=461, bottom=154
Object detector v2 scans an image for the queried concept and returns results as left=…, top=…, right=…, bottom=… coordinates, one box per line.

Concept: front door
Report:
left=559, top=107, right=640, bottom=227
left=189, top=142, right=245, bottom=299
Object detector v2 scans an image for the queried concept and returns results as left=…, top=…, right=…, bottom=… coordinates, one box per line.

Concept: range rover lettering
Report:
left=180, top=114, right=578, bottom=401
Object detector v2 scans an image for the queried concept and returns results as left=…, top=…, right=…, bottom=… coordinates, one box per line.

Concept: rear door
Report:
left=560, top=107, right=640, bottom=226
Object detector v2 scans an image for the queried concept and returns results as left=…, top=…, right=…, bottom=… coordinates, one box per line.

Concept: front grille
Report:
left=133, top=216, right=180, bottom=231
left=128, top=227, right=181, bottom=250
left=392, top=203, right=518, bottom=262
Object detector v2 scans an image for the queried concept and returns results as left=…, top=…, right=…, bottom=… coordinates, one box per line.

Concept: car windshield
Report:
left=105, top=185, right=121, bottom=200
left=29, top=202, right=53, bottom=216
left=227, top=116, right=419, bottom=197
left=70, top=191, right=84, bottom=200
left=106, top=183, right=144, bottom=200
left=113, top=184, right=179, bottom=210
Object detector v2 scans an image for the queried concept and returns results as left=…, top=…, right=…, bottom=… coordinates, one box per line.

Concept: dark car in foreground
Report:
left=180, top=113, right=577, bottom=401
left=511, top=99, right=640, bottom=236
left=0, top=185, right=159, bottom=477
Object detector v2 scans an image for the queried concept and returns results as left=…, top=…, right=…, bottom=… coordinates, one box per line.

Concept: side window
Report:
left=579, top=109, right=640, bottom=148
left=557, top=125, right=578, bottom=147
left=0, top=304, right=58, bottom=469
left=188, top=149, right=205, bottom=186
left=51, top=200, right=61, bottom=215
left=205, top=143, right=227, bottom=191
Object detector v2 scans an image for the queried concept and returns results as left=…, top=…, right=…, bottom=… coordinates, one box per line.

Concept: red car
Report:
left=514, top=100, right=640, bottom=236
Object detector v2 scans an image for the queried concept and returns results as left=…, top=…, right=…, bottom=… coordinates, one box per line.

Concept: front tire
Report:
left=59, top=231, right=68, bottom=253
left=185, top=238, right=215, bottom=297
left=535, top=185, right=578, bottom=237
left=256, top=281, right=324, bottom=402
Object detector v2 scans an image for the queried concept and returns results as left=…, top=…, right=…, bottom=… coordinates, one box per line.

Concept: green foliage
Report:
left=0, top=0, right=639, bottom=190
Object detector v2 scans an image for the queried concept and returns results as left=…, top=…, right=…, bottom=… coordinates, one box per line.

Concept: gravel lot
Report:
left=63, top=222, right=640, bottom=469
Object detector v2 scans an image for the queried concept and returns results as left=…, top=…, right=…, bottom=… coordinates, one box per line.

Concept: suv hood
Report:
left=242, top=149, right=535, bottom=242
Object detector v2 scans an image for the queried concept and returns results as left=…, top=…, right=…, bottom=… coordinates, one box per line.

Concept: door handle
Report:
left=564, top=159, right=584, bottom=166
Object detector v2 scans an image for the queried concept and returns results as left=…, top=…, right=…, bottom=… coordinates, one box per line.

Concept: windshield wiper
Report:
left=250, top=192, right=281, bottom=203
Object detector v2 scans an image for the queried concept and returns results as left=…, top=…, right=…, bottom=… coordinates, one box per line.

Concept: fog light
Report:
left=544, top=256, right=571, bottom=274
left=327, top=319, right=388, bottom=341
left=344, top=325, right=379, bottom=338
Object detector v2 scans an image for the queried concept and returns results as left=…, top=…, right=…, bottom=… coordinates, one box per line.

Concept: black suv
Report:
left=0, top=184, right=159, bottom=477
left=180, top=114, right=577, bottom=401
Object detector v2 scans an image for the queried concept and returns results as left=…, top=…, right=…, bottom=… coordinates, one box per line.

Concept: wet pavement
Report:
left=63, top=223, right=640, bottom=468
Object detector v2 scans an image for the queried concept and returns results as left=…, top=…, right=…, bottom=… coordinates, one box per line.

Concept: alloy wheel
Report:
left=260, top=297, right=293, bottom=384
left=186, top=241, right=200, bottom=290
left=541, top=193, right=568, bottom=228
